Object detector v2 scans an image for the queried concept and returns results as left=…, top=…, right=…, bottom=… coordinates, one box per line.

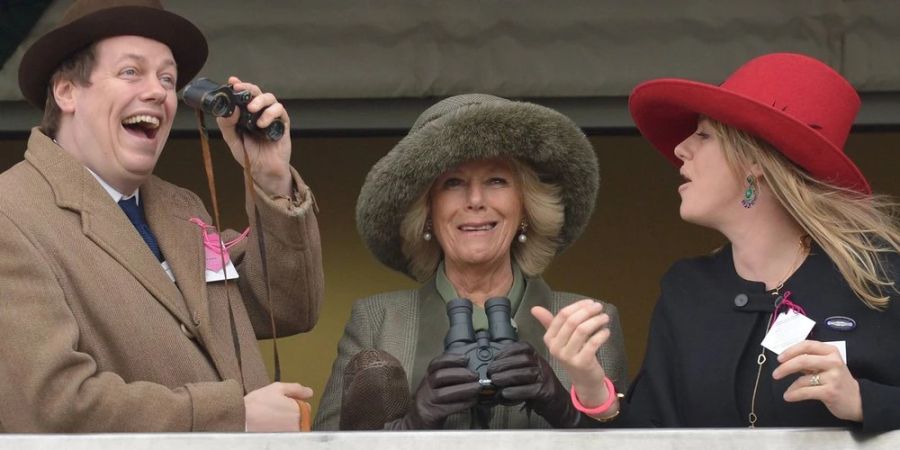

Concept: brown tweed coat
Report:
left=314, top=277, right=627, bottom=430
left=0, top=129, right=323, bottom=432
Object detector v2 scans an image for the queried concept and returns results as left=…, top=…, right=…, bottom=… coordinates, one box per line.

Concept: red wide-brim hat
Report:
left=19, top=0, right=207, bottom=109
left=629, top=53, right=870, bottom=194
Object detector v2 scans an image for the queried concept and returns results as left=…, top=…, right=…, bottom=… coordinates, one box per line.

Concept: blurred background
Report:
left=1, top=0, right=898, bottom=413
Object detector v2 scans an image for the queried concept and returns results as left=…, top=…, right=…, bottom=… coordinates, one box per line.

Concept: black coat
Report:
left=619, top=243, right=900, bottom=432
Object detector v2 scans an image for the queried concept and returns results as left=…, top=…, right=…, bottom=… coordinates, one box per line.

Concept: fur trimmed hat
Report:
left=357, top=93, right=599, bottom=277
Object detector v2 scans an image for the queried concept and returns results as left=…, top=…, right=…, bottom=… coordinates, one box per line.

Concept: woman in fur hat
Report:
left=314, top=94, right=627, bottom=430
left=540, top=53, right=900, bottom=431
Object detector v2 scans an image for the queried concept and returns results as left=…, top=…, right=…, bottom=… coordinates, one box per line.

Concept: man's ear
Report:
left=52, top=78, right=78, bottom=113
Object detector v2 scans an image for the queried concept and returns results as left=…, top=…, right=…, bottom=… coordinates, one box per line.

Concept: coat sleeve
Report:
left=859, top=379, right=900, bottom=431
left=616, top=271, right=686, bottom=428
left=313, top=299, right=375, bottom=430
left=858, top=252, right=900, bottom=432
left=232, top=167, right=325, bottom=337
left=600, top=301, right=629, bottom=393
left=0, top=212, right=245, bottom=432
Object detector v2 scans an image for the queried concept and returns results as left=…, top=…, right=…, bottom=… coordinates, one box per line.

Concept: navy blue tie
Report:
left=118, top=196, right=164, bottom=262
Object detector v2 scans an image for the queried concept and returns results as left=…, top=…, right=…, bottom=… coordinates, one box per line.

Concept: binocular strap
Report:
left=193, top=110, right=283, bottom=391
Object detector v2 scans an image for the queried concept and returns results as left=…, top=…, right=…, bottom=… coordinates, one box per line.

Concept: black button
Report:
left=734, top=294, right=749, bottom=307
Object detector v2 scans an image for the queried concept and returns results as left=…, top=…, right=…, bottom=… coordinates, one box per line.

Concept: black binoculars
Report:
left=443, top=297, right=519, bottom=406
left=181, top=78, right=285, bottom=141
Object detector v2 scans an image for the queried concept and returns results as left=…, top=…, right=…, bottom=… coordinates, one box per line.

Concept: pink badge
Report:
left=189, top=218, right=250, bottom=273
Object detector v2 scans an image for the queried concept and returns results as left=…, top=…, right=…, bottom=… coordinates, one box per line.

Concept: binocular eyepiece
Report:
left=444, top=297, right=518, bottom=406
left=181, top=78, right=285, bottom=141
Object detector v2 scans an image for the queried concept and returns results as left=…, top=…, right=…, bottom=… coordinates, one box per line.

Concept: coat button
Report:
left=180, top=323, right=196, bottom=340
left=734, top=294, right=749, bottom=307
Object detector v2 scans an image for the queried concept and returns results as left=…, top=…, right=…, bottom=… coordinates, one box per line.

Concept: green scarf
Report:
left=435, top=260, right=525, bottom=331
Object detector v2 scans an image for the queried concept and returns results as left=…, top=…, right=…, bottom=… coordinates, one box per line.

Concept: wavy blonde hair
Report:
left=400, top=158, right=564, bottom=282
left=710, top=119, right=900, bottom=309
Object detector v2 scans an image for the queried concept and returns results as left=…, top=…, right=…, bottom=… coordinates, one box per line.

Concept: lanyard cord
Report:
left=748, top=299, right=777, bottom=428
left=746, top=237, right=809, bottom=427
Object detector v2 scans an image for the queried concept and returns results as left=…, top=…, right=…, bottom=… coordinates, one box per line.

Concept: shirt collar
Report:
left=86, top=168, right=139, bottom=205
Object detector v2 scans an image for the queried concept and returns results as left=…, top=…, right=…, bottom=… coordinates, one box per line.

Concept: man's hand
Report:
left=216, top=76, right=292, bottom=197
left=244, top=382, right=313, bottom=432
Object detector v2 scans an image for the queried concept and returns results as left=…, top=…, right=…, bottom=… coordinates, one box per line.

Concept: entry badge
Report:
left=202, top=230, right=239, bottom=282
left=761, top=310, right=815, bottom=354
left=189, top=217, right=245, bottom=283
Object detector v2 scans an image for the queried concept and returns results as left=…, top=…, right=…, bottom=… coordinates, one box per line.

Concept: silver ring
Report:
left=809, top=374, right=822, bottom=387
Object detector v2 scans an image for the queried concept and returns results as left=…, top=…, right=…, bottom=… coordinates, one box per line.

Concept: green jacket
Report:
left=315, top=276, right=627, bottom=430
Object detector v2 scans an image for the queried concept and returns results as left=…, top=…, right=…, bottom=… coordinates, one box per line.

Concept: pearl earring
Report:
left=517, top=221, right=528, bottom=243
left=423, top=219, right=433, bottom=241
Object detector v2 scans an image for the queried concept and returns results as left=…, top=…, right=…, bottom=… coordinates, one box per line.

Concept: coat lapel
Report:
left=515, top=277, right=554, bottom=359
left=141, top=177, right=234, bottom=382
left=25, top=133, right=193, bottom=330
left=411, top=279, right=447, bottom=387
left=142, top=177, right=207, bottom=328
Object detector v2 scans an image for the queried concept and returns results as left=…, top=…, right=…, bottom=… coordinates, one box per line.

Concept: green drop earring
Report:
left=741, top=176, right=758, bottom=208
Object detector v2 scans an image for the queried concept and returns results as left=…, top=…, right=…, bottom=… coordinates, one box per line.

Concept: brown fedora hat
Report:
left=18, top=0, right=208, bottom=108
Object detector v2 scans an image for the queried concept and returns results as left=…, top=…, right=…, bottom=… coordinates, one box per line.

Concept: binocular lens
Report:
left=444, top=299, right=475, bottom=350
left=205, top=92, right=232, bottom=117
left=485, top=297, right=517, bottom=343
left=264, top=119, right=286, bottom=141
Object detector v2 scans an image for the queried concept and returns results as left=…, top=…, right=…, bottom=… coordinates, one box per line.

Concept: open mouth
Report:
left=458, top=222, right=498, bottom=232
left=122, top=114, right=161, bottom=139
left=678, top=171, right=692, bottom=192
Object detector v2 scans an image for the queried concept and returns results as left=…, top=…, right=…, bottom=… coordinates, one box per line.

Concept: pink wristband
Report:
left=570, top=376, right=617, bottom=415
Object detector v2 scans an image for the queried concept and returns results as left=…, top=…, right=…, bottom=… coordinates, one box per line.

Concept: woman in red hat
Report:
left=531, top=53, right=900, bottom=430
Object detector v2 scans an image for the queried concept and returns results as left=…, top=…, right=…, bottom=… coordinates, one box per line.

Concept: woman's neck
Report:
left=444, top=258, right=514, bottom=307
left=723, top=202, right=808, bottom=290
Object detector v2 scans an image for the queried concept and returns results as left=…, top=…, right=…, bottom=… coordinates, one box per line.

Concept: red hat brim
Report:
left=18, top=5, right=207, bottom=108
left=629, top=78, right=871, bottom=194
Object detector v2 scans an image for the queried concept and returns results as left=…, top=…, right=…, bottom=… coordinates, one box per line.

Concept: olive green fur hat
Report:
left=356, top=93, right=599, bottom=277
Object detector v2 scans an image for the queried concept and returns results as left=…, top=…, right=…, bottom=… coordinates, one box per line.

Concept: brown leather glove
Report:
left=385, top=352, right=481, bottom=430
left=488, top=341, right=591, bottom=428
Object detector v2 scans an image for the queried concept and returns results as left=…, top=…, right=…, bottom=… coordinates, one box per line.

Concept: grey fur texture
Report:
left=357, top=94, right=599, bottom=277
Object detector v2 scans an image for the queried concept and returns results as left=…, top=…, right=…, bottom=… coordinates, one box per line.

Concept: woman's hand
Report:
left=488, top=341, right=585, bottom=427
left=773, top=340, right=863, bottom=422
left=386, top=352, right=480, bottom=430
left=216, top=76, right=292, bottom=197
left=532, top=299, right=614, bottom=412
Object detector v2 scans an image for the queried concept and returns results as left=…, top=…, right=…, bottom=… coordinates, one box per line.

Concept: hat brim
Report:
left=357, top=99, right=599, bottom=277
left=629, top=79, right=870, bottom=194
left=19, top=5, right=208, bottom=108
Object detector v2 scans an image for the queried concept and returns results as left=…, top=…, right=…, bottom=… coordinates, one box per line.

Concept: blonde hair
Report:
left=709, top=119, right=900, bottom=309
left=400, top=158, right=564, bottom=282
